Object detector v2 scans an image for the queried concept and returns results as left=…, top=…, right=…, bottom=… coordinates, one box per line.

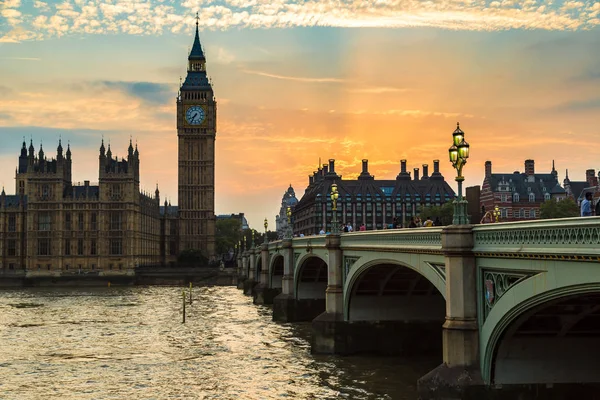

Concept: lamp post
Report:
left=243, top=235, right=247, bottom=250
left=286, top=206, right=292, bottom=238
left=493, top=205, right=500, bottom=223
left=263, top=218, right=269, bottom=243
left=330, top=183, right=339, bottom=233
left=448, top=122, right=471, bottom=225
left=251, top=229, right=255, bottom=248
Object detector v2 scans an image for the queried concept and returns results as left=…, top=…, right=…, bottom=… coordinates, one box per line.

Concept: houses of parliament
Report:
left=0, top=19, right=216, bottom=275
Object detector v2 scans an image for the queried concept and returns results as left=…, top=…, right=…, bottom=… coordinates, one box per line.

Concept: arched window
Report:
left=513, top=193, right=520, bottom=202
left=544, top=193, right=551, bottom=201
left=529, top=193, right=535, bottom=202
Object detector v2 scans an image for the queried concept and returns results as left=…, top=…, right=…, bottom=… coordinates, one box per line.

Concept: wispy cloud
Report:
left=242, top=69, right=345, bottom=83
left=347, top=87, right=410, bottom=94
left=1, top=0, right=599, bottom=43
left=1, top=57, right=41, bottom=61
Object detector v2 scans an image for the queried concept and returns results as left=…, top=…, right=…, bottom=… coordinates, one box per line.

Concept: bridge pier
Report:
left=418, top=225, right=486, bottom=399
left=236, top=255, right=246, bottom=289
left=242, top=251, right=257, bottom=295
left=253, top=243, right=281, bottom=305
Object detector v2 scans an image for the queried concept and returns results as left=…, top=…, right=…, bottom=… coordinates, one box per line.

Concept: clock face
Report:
left=185, top=106, right=205, bottom=125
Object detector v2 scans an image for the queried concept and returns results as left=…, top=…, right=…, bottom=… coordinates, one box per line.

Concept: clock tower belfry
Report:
left=177, top=14, right=216, bottom=258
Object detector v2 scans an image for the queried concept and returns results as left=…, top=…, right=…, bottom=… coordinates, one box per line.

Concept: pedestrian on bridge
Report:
left=581, top=192, right=594, bottom=217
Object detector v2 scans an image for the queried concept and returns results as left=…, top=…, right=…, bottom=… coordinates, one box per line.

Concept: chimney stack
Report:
left=586, top=169, right=597, bottom=186
left=329, top=159, right=335, bottom=174
left=433, top=160, right=440, bottom=174
left=525, top=159, right=535, bottom=176
left=362, top=159, right=368, bottom=174
left=414, top=168, right=419, bottom=181
left=485, top=161, right=492, bottom=177
left=422, top=164, right=429, bottom=179
left=323, top=164, right=328, bottom=175
left=401, top=159, right=407, bottom=174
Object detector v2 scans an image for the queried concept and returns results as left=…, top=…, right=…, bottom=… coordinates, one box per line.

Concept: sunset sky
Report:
left=1, top=0, right=599, bottom=229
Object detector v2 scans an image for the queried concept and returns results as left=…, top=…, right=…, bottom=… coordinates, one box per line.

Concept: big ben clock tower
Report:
left=177, top=14, right=216, bottom=258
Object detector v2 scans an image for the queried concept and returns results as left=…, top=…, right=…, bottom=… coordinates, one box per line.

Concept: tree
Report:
left=216, top=218, right=242, bottom=256
left=419, top=202, right=454, bottom=226
left=540, top=198, right=579, bottom=219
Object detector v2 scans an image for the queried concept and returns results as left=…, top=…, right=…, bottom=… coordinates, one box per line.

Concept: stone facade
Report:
left=0, top=139, right=177, bottom=274
left=293, top=159, right=455, bottom=236
left=176, top=18, right=216, bottom=257
left=480, top=159, right=566, bottom=221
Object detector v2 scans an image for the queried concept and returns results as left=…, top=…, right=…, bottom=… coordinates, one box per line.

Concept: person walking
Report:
left=423, top=216, right=434, bottom=227
left=581, top=192, right=594, bottom=217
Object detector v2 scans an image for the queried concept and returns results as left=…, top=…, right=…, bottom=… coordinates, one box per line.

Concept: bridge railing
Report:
left=339, top=228, right=443, bottom=252
left=473, top=216, right=600, bottom=258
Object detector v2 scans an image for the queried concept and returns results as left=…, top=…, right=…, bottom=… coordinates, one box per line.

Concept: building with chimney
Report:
left=480, top=159, right=566, bottom=221
left=275, top=185, right=299, bottom=239
left=292, top=159, right=455, bottom=236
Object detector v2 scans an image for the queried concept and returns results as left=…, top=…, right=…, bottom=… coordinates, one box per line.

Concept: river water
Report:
left=0, top=286, right=438, bottom=399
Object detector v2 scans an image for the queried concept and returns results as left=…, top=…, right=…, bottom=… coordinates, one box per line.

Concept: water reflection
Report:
left=0, top=286, right=437, bottom=399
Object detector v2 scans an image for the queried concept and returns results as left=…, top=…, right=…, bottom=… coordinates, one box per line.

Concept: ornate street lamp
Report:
left=251, top=229, right=255, bottom=248
left=493, top=205, right=500, bottom=223
left=286, top=206, right=292, bottom=238
left=330, top=183, right=339, bottom=233
left=263, top=218, right=269, bottom=243
left=243, top=235, right=247, bottom=250
left=448, top=122, right=470, bottom=225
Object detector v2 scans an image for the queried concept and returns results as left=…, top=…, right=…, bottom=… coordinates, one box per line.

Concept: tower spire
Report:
left=189, top=12, right=205, bottom=60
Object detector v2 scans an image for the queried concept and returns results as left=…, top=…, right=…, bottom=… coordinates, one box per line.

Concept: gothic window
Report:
left=65, top=239, right=71, bottom=256
left=78, top=213, right=84, bottom=230
left=110, top=211, right=122, bottom=230
left=38, top=212, right=51, bottom=231
left=110, top=239, right=123, bottom=255
left=91, top=213, right=97, bottom=230
left=38, top=238, right=51, bottom=256
left=8, top=215, right=16, bottom=232
left=41, top=184, right=49, bottom=200
left=77, top=239, right=84, bottom=255
left=111, top=184, right=121, bottom=200
left=7, top=240, right=16, bottom=256
left=65, top=212, right=71, bottom=230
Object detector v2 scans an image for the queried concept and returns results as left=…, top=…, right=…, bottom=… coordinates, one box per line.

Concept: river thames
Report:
left=0, top=286, right=438, bottom=399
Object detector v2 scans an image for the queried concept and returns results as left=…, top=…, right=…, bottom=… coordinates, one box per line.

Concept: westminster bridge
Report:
left=236, top=217, right=600, bottom=399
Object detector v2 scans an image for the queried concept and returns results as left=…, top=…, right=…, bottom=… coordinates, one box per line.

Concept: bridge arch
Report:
left=294, top=254, right=328, bottom=300
left=269, top=254, right=284, bottom=289
left=344, top=258, right=446, bottom=321
left=482, top=272, right=600, bottom=385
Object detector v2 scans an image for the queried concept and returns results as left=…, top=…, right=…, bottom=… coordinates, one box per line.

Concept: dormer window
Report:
left=513, top=193, right=520, bottom=202
left=529, top=193, right=535, bottom=202
left=544, top=193, right=551, bottom=201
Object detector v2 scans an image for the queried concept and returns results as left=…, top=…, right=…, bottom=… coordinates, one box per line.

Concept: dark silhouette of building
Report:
left=293, top=159, right=455, bottom=235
